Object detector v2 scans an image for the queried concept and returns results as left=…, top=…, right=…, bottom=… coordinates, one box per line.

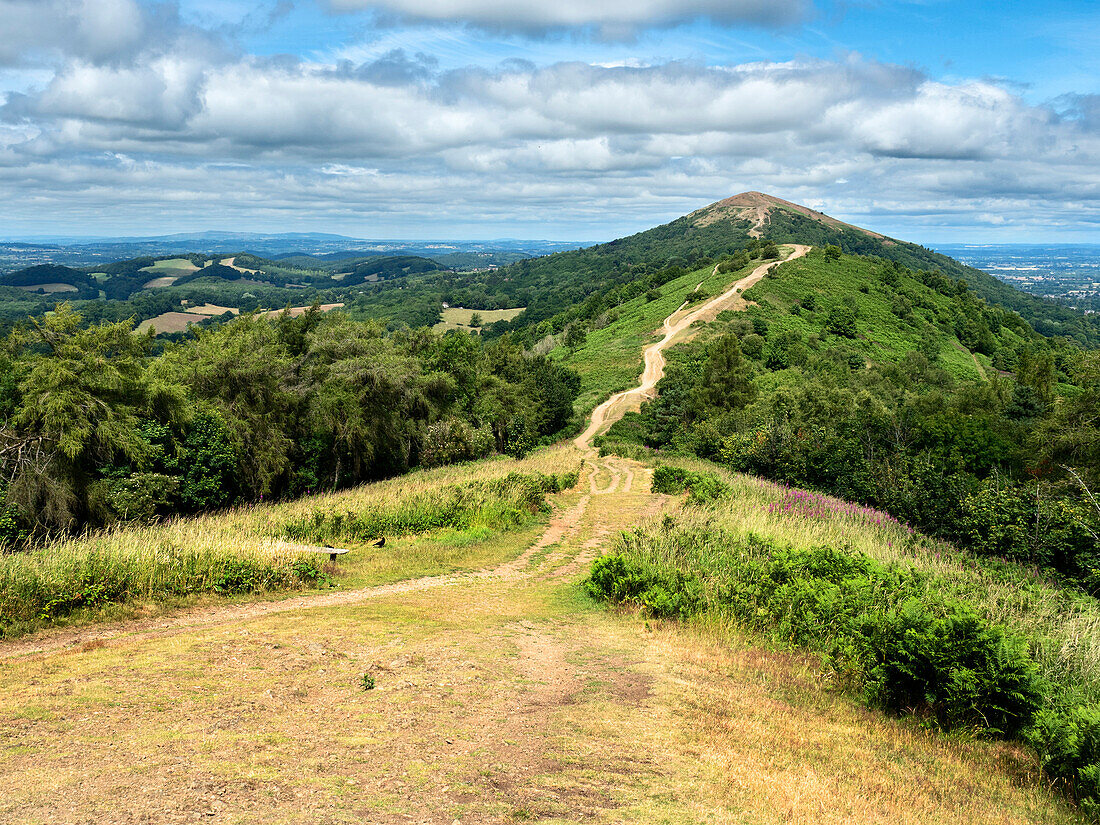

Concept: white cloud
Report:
left=0, top=36, right=1098, bottom=240
left=324, top=0, right=811, bottom=36
left=0, top=0, right=147, bottom=66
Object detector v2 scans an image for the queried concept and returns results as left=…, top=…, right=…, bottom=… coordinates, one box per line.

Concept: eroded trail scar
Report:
left=575, top=244, right=810, bottom=448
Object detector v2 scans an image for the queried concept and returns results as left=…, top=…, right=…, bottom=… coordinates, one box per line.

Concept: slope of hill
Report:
left=1, top=247, right=1095, bottom=821
left=470, top=192, right=1100, bottom=347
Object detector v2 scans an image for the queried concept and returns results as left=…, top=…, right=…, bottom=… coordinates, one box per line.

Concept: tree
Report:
left=689, top=334, right=756, bottom=419
left=826, top=305, right=859, bottom=338
left=564, top=323, right=587, bottom=352
left=6, top=305, right=184, bottom=529
left=1040, top=351, right=1100, bottom=485
left=468, top=312, right=483, bottom=329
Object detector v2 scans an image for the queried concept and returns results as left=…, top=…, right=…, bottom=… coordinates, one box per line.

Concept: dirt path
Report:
left=576, top=244, right=810, bottom=446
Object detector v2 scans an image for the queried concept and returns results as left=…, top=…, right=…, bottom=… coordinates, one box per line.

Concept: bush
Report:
left=826, top=305, right=859, bottom=338
left=857, top=598, right=1042, bottom=736
left=651, top=466, right=730, bottom=504
left=586, top=554, right=703, bottom=619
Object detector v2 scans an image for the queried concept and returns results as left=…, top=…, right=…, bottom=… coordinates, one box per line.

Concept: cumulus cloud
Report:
left=0, top=29, right=1098, bottom=239
left=0, top=0, right=149, bottom=66
left=324, top=0, right=812, bottom=37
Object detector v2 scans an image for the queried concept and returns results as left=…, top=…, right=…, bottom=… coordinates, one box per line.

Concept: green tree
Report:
left=689, top=334, right=756, bottom=419
left=564, top=323, right=587, bottom=352
left=6, top=305, right=184, bottom=529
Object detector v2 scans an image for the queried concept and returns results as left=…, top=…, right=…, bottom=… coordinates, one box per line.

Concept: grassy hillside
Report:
left=0, top=445, right=578, bottom=638
left=602, top=245, right=1099, bottom=586
left=588, top=455, right=1100, bottom=813
left=761, top=205, right=1100, bottom=347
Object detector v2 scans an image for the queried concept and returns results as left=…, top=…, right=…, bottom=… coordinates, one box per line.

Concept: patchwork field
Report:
left=184, top=303, right=240, bottom=316
left=135, top=310, right=206, bottom=334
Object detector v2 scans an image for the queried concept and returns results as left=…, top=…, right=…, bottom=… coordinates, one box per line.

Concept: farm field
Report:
left=13, top=282, right=77, bottom=293
left=434, top=305, right=526, bottom=332
left=135, top=310, right=206, bottom=334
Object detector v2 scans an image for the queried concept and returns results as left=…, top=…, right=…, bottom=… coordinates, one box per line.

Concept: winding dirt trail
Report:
left=575, top=244, right=810, bottom=447
left=3, top=246, right=810, bottom=664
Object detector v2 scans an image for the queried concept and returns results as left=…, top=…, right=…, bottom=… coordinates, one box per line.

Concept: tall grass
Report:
left=0, top=445, right=582, bottom=637
left=589, top=455, right=1100, bottom=812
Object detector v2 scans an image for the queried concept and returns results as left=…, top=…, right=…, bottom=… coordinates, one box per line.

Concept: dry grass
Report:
left=13, top=283, right=79, bottom=293
left=184, top=303, right=240, bottom=316
left=261, top=303, right=344, bottom=319
left=0, top=445, right=584, bottom=637
left=0, top=572, right=1077, bottom=823
left=644, top=455, right=1100, bottom=707
left=434, top=306, right=525, bottom=332
left=135, top=310, right=205, bottom=334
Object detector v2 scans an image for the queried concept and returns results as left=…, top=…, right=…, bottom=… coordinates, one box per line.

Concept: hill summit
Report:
left=688, top=191, right=889, bottom=241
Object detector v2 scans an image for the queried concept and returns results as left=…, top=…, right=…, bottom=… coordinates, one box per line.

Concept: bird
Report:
left=372, top=536, right=386, bottom=548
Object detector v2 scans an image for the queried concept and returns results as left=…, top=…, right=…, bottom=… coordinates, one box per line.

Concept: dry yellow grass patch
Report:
left=646, top=621, right=1073, bottom=824
left=434, top=306, right=526, bottom=332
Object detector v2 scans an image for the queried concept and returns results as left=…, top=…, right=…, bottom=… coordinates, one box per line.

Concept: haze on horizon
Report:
left=0, top=0, right=1097, bottom=245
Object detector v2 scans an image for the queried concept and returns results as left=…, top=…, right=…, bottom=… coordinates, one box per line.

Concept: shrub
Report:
left=651, top=466, right=730, bottom=504
left=857, top=598, right=1042, bottom=736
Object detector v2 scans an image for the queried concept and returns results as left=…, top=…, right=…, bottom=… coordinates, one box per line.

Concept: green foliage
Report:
left=1026, top=705, right=1100, bottom=813
left=615, top=246, right=1099, bottom=586
left=361, top=672, right=376, bottom=691
left=825, top=304, right=858, bottom=337
left=0, top=306, right=582, bottom=537
left=587, top=534, right=1042, bottom=737
left=857, top=598, right=1041, bottom=736
left=651, top=466, right=731, bottom=503
left=0, top=544, right=320, bottom=631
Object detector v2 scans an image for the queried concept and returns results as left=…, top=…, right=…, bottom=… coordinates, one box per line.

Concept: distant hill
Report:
left=0, top=264, right=99, bottom=299
left=476, top=192, right=1100, bottom=347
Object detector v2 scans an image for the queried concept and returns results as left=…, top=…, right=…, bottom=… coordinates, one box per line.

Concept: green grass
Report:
left=138, top=258, right=200, bottom=274
left=433, top=306, right=526, bottom=332
left=0, top=447, right=581, bottom=638
left=555, top=259, right=762, bottom=414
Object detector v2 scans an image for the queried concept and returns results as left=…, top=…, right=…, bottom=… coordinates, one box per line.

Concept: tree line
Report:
left=0, top=305, right=580, bottom=542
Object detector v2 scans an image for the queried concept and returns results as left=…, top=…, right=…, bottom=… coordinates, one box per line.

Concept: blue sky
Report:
left=1, top=0, right=1098, bottom=243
